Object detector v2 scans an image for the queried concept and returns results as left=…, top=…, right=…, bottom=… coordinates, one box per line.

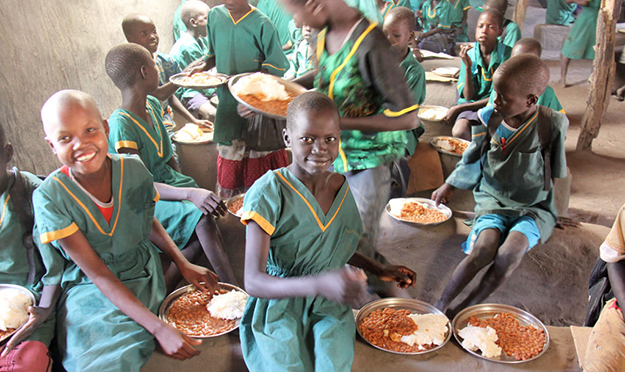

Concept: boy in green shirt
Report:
left=484, top=0, right=521, bottom=49
left=257, top=0, right=294, bottom=53
left=448, top=0, right=471, bottom=42
left=416, top=0, right=454, bottom=53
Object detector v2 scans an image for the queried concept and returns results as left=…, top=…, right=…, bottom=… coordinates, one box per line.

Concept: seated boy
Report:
left=192, top=0, right=290, bottom=198
left=415, top=0, right=454, bottom=54
left=448, top=0, right=471, bottom=42
left=169, top=1, right=216, bottom=121
left=445, top=9, right=511, bottom=140
left=105, top=43, right=237, bottom=289
left=484, top=0, right=521, bottom=49
left=432, top=54, right=569, bottom=316
left=284, top=23, right=314, bottom=79
left=0, top=123, right=58, bottom=372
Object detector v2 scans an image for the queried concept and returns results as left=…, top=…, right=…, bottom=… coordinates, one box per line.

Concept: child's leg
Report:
left=195, top=214, right=237, bottom=285
left=560, top=54, right=571, bottom=87
left=451, top=118, right=472, bottom=140
left=216, top=140, right=246, bottom=199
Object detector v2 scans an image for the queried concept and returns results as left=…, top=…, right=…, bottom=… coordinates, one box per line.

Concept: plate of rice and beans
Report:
left=229, top=73, right=307, bottom=119
left=0, top=284, right=36, bottom=345
left=386, top=197, right=452, bottom=226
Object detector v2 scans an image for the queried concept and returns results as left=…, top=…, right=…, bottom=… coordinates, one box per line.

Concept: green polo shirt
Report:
left=457, top=41, right=511, bottom=104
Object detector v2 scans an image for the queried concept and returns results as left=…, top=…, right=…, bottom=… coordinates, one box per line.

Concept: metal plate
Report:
left=228, top=73, right=307, bottom=119
left=452, top=304, right=550, bottom=364
left=158, top=283, right=247, bottom=338
left=171, top=127, right=214, bottom=145
left=417, top=105, right=449, bottom=123
left=210, top=95, right=219, bottom=107
left=0, top=284, right=36, bottom=345
left=356, top=298, right=452, bottom=355
left=431, top=67, right=460, bottom=78
left=169, top=72, right=229, bottom=89
left=226, top=193, right=245, bottom=218
left=386, top=197, right=452, bottom=226
left=430, top=136, right=470, bottom=157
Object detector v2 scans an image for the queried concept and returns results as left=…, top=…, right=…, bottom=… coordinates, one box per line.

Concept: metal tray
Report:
left=226, top=193, right=245, bottom=218
left=356, top=298, right=452, bottom=355
left=417, top=105, right=449, bottom=123
left=171, top=127, right=214, bottom=145
left=228, top=73, right=307, bottom=119
left=431, top=67, right=460, bottom=78
left=169, top=72, right=229, bottom=89
left=158, top=283, right=247, bottom=338
left=452, top=303, right=550, bottom=364
left=386, top=197, right=452, bottom=226
left=0, top=284, right=36, bottom=345
left=430, top=136, right=470, bottom=157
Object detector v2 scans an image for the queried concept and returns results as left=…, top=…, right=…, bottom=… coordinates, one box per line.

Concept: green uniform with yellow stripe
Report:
left=345, top=0, right=384, bottom=23
left=33, top=154, right=166, bottom=372
left=202, top=5, right=289, bottom=144
left=381, top=0, right=411, bottom=19
left=239, top=168, right=363, bottom=372
left=457, top=41, right=511, bottom=104
left=447, top=0, right=471, bottom=42
left=421, top=0, right=452, bottom=31
left=400, top=51, right=426, bottom=155
left=107, top=96, right=201, bottom=249
left=488, top=85, right=565, bottom=114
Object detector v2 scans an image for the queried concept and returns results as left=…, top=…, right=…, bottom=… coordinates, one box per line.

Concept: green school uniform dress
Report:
left=33, top=155, right=166, bottom=372
left=288, top=19, right=302, bottom=47
left=108, top=96, right=201, bottom=249
left=256, top=0, right=293, bottom=50
left=499, top=19, right=522, bottom=49
left=0, top=170, right=55, bottom=346
left=345, top=0, right=384, bottom=23
left=410, top=0, right=424, bottom=11
left=561, top=0, right=600, bottom=60
left=286, top=39, right=314, bottom=79
left=447, top=0, right=471, bottom=42
left=315, top=18, right=419, bottom=173
left=446, top=106, right=569, bottom=242
left=488, top=85, right=565, bottom=114
left=457, top=41, right=511, bottom=104
left=203, top=5, right=289, bottom=144
left=239, top=168, right=363, bottom=372
left=546, top=0, right=577, bottom=26
left=421, top=0, right=452, bottom=31
left=400, top=51, right=426, bottom=156
left=381, top=0, right=410, bottom=19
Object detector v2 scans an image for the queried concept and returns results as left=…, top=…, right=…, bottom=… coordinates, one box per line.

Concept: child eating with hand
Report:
left=240, top=92, right=416, bottom=372
left=483, top=0, right=521, bottom=49
left=432, top=55, right=569, bottom=316
left=35, top=90, right=219, bottom=371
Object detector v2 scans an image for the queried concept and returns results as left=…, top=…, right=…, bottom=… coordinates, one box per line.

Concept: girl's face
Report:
left=281, top=0, right=328, bottom=30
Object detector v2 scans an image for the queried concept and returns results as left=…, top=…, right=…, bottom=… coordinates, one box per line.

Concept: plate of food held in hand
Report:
left=356, top=298, right=451, bottom=355
left=430, top=136, right=470, bottom=157
left=169, top=72, right=229, bottom=89
left=226, top=194, right=245, bottom=218
left=386, top=197, right=452, bottom=226
left=159, top=283, right=248, bottom=338
left=417, top=105, right=449, bottom=122
left=0, top=284, right=36, bottom=345
left=452, top=304, right=549, bottom=363
left=229, top=72, right=307, bottom=119
left=431, top=67, right=460, bottom=78
left=172, top=123, right=214, bottom=144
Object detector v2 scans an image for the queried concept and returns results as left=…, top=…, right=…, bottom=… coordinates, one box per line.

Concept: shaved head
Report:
left=105, top=43, right=153, bottom=90
left=181, top=0, right=210, bottom=28
left=386, top=6, right=416, bottom=31
left=121, top=13, right=154, bottom=39
left=286, top=91, right=339, bottom=130
left=512, top=38, right=542, bottom=58
left=479, top=8, right=504, bottom=28
left=484, top=0, right=508, bottom=15
left=41, top=90, right=103, bottom=136
left=495, top=54, right=549, bottom=97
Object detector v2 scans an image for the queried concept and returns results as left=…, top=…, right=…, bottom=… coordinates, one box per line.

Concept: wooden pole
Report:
left=576, top=0, right=624, bottom=152
left=512, top=0, right=529, bottom=30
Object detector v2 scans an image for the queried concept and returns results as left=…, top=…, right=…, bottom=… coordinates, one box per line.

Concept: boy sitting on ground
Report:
left=432, top=54, right=569, bottom=316
left=484, top=0, right=521, bottom=49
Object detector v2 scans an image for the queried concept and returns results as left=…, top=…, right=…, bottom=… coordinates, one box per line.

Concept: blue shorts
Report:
left=462, top=214, right=541, bottom=254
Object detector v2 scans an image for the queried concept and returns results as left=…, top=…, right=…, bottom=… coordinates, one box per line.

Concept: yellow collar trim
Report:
left=229, top=7, right=255, bottom=25
left=491, top=110, right=539, bottom=149
left=119, top=102, right=163, bottom=157
left=0, top=194, right=10, bottom=229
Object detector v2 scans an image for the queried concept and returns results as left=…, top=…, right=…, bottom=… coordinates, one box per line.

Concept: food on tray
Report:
left=458, top=324, right=502, bottom=358
left=463, top=312, right=547, bottom=361
left=358, top=308, right=448, bottom=353
left=166, top=289, right=241, bottom=337
left=231, top=73, right=294, bottom=117
left=175, top=72, right=226, bottom=86
left=0, top=288, right=32, bottom=333
left=388, top=199, right=447, bottom=224
left=434, top=137, right=469, bottom=155
left=174, top=123, right=213, bottom=143
left=228, top=196, right=244, bottom=217
left=206, top=290, right=248, bottom=320
left=432, top=67, right=460, bottom=77
left=418, top=107, right=448, bottom=121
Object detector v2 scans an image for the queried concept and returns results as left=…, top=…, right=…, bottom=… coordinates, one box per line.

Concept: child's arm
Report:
left=459, top=44, right=476, bottom=101
left=169, top=95, right=213, bottom=129
left=155, top=183, right=227, bottom=217
left=151, top=82, right=179, bottom=102
left=57, top=230, right=202, bottom=359
left=432, top=183, right=455, bottom=205
left=347, top=252, right=416, bottom=289
left=442, top=98, right=489, bottom=125
left=608, top=260, right=625, bottom=308
left=244, top=221, right=367, bottom=305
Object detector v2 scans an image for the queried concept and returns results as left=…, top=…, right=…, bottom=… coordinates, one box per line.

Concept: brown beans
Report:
left=228, top=197, right=244, bottom=215
left=398, top=202, right=447, bottom=224
left=358, top=308, right=436, bottom=353
left=166, top=289, right=235, bottom=337
left=239, top=94, right=293, bottom=117
left=468, top=312, right=546, bottom=361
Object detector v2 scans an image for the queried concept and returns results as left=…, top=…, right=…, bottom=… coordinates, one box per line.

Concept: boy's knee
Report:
left=452, top=119, right=470, bottom=140
left=493, top=241, right=527, bottom=275
left=468, top=241, right=499, bottom=268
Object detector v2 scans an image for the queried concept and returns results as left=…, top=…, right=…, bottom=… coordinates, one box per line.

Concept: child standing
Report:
left=239, top=92, right=415, bottom=372
left=0, top=124, right=57, bottom=372
left=35, top=90, right=218, bottom=371
left=546, top=0, right=577, bottom=26
left=257, top=0, right=295, bottom=53
left=194, top=0, right=290, bottom=198
left=432, top=55, right=569, bottom=316
left=105, top=44, right=237, bottom=289
left=560, top=0, right=599, bottom=87
left=484, top=0, right=521, bottom=49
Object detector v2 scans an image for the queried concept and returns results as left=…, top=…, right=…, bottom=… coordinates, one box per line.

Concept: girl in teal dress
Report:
left=560, top=0, right=600, bottom=87
left=105, top=43, right=237, bottom=289
left=35, top=90, right=218, bottom=372
left=239, top=92, right=415, bottom=372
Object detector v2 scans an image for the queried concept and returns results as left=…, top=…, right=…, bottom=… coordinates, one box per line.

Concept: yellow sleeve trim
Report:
left=240, top=211, right=275, bottom=236
left=559, top=109, right=566, bottom=114
left=40, top=222, right=79, bottom=244
left=472, top=132, right=487, bottom=138
left=261, top=63, right=286, bottom=71
left=115, top=140, right=138, bottom=151
left=154, top=188, right=160, bottom=203
left=383, top=104, right=419, bottom=118
left=463, top=5, right=471, bottom=10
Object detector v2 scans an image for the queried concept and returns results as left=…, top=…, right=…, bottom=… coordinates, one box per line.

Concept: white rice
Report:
left=419, top=108, right=447, bottom=120
left=0, top=289, right=32, bottom=331
left=206, top=290, right=248, bottom=320
left=231, top=73, right=290, bottom=101
left=458, top=324, right=502, bottom=358
left=400, top=314, right=449, bottom=350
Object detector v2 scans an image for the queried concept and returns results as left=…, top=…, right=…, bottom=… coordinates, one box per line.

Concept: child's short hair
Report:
left=180, top=0, right=210, bottom=28
left=484, top=0, right=508, bottom=15
left=512, top=38, right=542, bottom=57
left=286, top=92, right=339, bottom=130
left=387, top=6, right=416, bottom=31
left=479, top=8, right=504, bottom=29
left=105, top=44, right=153, bottom=90
left=121, top=13, right=152, bottom=39
left=495, top=54, right=549, bottom=97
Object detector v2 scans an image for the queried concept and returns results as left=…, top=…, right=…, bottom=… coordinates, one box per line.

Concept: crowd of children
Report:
left=3, top=0, right=620, bottom=371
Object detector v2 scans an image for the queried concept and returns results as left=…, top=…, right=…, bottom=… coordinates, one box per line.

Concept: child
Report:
left=239, top=91, right=415, bottom=372
left=169, top=1, right=216, bottom=121
left=546, top=0, right=577, bottom=26
left=447, top=0, right=471, bottom=42
left=105, top=44, right=237, bottom=289
left=257, top=0, right=294, bottom=53
left=35, top=90, right=218, bottom=371
left=378, top=0, right=411, bottom=20
left=0, top=123, right=57, bottom=372
left=446, top=9, right=511, bottom=140
left=284, top=24, right=314, bottom=79
left=560, top=0, right=599, bottom=87
left=432, top=54, right=569, bottom=316
left=415, top=0, right=454, bottom=54
left=484, top=0, right=521, bottom=49
left=281, top=0, right=420, bottom=298
left=122, top=13, right=211, bottom=128
left=193, top=0, right=290, bottom=198
left=345, top=0, right=384, bottom=23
